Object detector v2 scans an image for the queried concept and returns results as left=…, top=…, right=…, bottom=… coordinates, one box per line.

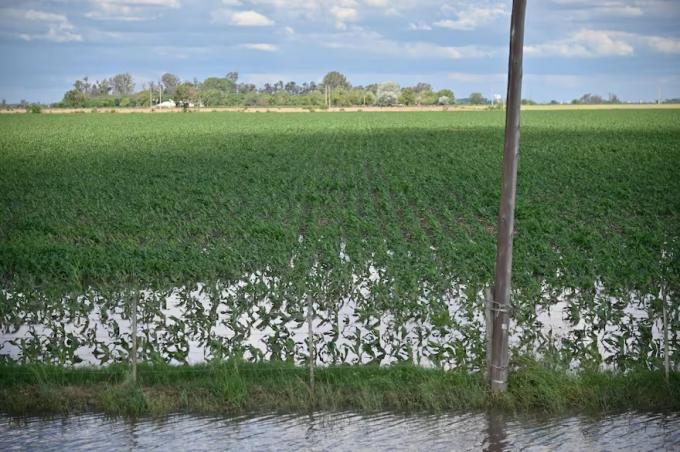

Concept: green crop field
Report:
left=1, top=110, right=679, bottom=370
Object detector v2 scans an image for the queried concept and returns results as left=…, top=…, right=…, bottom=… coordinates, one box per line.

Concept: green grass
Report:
left=1, top=360, right=678, bottom=417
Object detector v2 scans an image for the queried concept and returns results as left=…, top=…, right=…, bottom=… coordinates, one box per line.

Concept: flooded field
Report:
left=2, top=410, right=679, bottom=451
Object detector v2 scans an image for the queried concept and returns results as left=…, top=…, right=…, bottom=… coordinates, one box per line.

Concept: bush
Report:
left=27, top=104, right=42, bottom=114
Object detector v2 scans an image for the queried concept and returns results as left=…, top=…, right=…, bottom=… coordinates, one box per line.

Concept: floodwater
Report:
left=1, top=277, right=669, bottom=369
left=1, top=410, right=679, bottom=451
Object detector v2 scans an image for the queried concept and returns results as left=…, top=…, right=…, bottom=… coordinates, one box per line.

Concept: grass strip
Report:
left=1, top=360, right=678, bottom=417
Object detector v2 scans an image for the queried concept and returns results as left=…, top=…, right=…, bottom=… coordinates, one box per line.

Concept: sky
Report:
left=0, top=0, right=679, bottom=104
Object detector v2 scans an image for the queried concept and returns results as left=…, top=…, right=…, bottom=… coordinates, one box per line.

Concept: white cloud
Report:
left=211, top=9, right=274, bottom=26
left=221, top=0, right=243, bottom=5
left=86, top=0, right=180, bottom=21
left=434, top=4, right=508, bottom=31
left=241, top=43, right=278, bottom=52
left=330, top=6, right=359, bottom=29
left=448, top=72, right=505, bottom=83
left=526, top=30, right=634, bottom=57
left=363, top=0, right=389, bottom=7
left=644, top=35, right=680, bottom=54
left=317, top=29, right=495, bottom=59
left=527, top=29, right=680, bottom=58
left=408, top=22, right=432, bottom=31
left=550, top=0, right=644, bottom=17
left=1, top=8, right=82, bottom=42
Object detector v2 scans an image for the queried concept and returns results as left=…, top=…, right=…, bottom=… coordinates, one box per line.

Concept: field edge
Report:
left=1, top=360, right=678, bottom=418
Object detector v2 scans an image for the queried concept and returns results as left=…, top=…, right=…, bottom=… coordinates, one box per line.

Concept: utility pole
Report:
left=489, top=0, right=527, bottom=393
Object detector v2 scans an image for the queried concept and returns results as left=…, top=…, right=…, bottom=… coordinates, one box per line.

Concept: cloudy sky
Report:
left=1, top=0, right=679, bottom=103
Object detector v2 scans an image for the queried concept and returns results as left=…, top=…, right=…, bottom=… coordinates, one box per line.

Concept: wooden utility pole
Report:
left=489, top=0, right=527, bottom=393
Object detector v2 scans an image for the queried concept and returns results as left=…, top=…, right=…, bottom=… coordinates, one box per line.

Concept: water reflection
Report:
left=1, top=411, right=679, bottom=451
left=484, top=410, right=508, bottom=452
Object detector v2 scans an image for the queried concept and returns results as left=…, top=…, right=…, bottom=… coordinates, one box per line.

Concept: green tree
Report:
left=376, top=81, right=401, bottom=106
left=469, top=92, right=485, bottom=105
left=161, top=73, right=180, bottom=96
left=322, top=71, right=351, bottom=90
left=399, top=88, right=417, bottom=105
left=436, top=89, right=455, bottom=102
left=175, top=82, right=198, bottom=105
left=200, top=88, right=225, bottom=106
left=111, top=73, right=134, bottom=96
left=63, top=89, right=86, bottom=107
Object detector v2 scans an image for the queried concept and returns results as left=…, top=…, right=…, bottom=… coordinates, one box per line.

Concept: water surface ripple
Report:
left=2, top=410, right=679, bottom=451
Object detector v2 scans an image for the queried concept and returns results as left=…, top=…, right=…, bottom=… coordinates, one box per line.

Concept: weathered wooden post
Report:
left=307, top=294, right=315, bottom=394
left=489, top=0, right=527, bottom=393
left=662, top=285, right=670, bottom=383
left=130, top=290, right=138, bottom=384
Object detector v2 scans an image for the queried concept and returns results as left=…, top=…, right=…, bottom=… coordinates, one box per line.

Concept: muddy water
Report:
left=2, top=410, right=679, bottom=451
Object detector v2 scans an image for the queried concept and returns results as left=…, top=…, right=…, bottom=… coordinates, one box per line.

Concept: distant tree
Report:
left=577, top=93, right=604, bottom=104
left=365, top=83, right=378, bottom=95
left=437, top=96, right=450, bottom=105
left=175, top=82, right=198, bottom=105
left=414, top=82, right=432, bottom=93
left=225, top=72, right=239, bottom=85
left=399, top=88, right=417, bottom=105
left=92, top=79, right=112, bottom=96
left=111, top=73, right=134, bottom=96
left=1, top=99, right=5, bottom=108
left=161, top=73, right=180, bottom=95
left=202, top=77, right=231, bottom=93
left=469, top=92, right=485, bottom=105
left=237, top=83, right=256, bottom=94
left=549, top=99, right=559, bottom=105
left=608, top=93, right=621, bottom=104
left=411, top=83, right=434, bottom=105
left=322, top=71, right=351, bottom=90
left=73, top=79, right=88, bottom=94
left=436, top=89, right=455, bottom=102
left=376, top=81, right=401, bottom=106
left=199, top=88, right=225, bottom=106
left=521, top=98, right=536, bottom=105
left=63, top=89, right=86, bottom=107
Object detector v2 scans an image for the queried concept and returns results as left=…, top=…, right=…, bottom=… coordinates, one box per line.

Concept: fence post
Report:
left=485, top=287, right=494, bottom=382
left=307, top=294, right=315, bottom=395
left=130, top=290, right=138, bottom=385
left=662, top=285, right=670, bottom=383
left=490, top=0, right=527, bottom=393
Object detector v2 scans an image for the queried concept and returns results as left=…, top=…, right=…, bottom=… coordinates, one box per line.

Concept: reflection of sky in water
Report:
left=0, top=266, right=674, bottom=369
left=1, top=411, right=679, bottom=451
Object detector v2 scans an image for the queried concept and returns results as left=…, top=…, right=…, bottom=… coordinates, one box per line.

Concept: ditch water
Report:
left=1, top=410, right=679, bottom=451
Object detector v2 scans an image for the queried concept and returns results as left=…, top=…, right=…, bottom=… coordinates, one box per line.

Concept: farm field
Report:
left=0, top=110, right=679, bottom=373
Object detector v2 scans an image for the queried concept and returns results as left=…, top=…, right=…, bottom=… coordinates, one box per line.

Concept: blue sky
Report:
left=1, top=0, right=679, bottom=103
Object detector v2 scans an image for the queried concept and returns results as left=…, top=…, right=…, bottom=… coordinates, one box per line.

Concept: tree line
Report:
left=1, top=70, right=637, bottom=109
left=57, top=71, right=467, bottom=108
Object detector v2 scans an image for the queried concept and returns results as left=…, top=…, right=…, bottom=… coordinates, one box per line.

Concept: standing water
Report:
left=2, top=411, right=679, bottom=451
